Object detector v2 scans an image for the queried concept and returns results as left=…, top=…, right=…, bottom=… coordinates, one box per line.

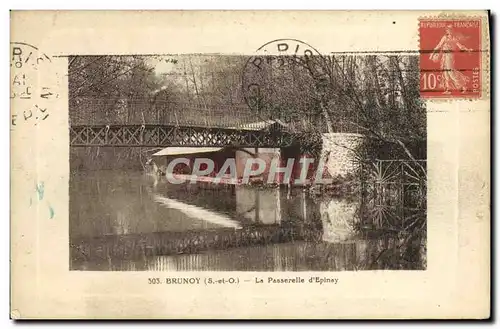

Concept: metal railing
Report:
left=360, top=159, right=427, bottom=229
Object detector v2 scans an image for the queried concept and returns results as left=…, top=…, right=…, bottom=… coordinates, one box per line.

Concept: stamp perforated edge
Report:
left=417, top=13, right=490, bottom=102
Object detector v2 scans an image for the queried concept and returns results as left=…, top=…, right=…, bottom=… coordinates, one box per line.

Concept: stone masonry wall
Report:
left=321, top=133, right=365, bottom=179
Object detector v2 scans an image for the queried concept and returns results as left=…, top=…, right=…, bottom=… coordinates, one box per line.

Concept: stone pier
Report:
left=321, top=133, right=365, bottom=179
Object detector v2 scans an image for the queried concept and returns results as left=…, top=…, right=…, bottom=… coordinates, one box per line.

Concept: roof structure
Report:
left=228, top=119, right=288, bottom=131
left=152, top=147, right=223, bottom=157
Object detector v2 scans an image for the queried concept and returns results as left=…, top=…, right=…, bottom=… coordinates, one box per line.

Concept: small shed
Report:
left=150, top=146, right=235, bottom=176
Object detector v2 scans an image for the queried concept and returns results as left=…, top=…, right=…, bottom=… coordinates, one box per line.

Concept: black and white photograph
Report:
left=69, top=47, right=427, bottom=271
left=10, top=10, right=491, bottom=319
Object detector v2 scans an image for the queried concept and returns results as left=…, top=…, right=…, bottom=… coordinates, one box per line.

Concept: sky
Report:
left=146, top=56, right=180, bottom=76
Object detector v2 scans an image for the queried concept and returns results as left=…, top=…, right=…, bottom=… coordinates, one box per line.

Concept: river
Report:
left=69, top=170, right=425, bottom=271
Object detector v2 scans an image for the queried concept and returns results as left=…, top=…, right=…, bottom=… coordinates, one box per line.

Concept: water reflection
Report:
left=70, top=170, right=425, bottom=271
left=320, top=199, right=358, bottom=243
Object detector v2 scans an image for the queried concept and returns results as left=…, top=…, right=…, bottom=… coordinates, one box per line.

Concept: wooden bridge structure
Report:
left=69, top=123, right=296, bottom=148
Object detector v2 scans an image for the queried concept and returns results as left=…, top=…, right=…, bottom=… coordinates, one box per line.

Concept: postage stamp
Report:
left=419, top=18, right=482, bottom=98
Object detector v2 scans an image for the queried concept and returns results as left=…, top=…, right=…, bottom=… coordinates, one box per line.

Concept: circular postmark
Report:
left=10, top=42, right=52, bottom=70
left=10, top=42, right=58, bottom=129
left=241, top=39, right=328, bottom=121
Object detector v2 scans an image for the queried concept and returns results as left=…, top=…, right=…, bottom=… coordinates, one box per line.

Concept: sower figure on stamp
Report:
left=429, top=25, right=473, bottom=94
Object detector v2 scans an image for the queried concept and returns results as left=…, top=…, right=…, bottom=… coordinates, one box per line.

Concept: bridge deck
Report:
left=70, top=124, right=295, bottom=148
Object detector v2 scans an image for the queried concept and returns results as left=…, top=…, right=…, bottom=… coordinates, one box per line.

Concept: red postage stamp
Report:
left=419, top=18, right=482, bottom=98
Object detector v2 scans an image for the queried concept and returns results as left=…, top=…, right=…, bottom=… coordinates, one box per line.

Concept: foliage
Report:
left=69, top=54, right=427, bottom=174
left=240, top=54, right=426, bottom=161
left=69, top=54, right=426, bottom=147
left=69, top=55, right=183, bottom=125
left=68, top=54, right=428, bottom=260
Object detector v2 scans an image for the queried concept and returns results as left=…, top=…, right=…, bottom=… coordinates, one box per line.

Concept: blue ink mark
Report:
left=48, top=205, right=54, bottom=219
left=35, top=182, right=44, bottom=201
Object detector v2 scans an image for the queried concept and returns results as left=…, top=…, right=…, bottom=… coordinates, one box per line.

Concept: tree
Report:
left=239, top=53, right=426, bottom=162
left=68, top=55, right=179, bottom=124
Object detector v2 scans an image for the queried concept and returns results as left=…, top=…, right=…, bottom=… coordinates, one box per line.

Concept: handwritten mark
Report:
left=35, top=181, right=44, bottom=201
left=48, top=205, right=55, bottom=219
left=29, top=182, right=54, bottom=219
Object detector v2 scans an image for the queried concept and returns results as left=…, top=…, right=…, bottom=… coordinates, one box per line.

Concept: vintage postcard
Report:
left=10, top=10, right=490, bottom=319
